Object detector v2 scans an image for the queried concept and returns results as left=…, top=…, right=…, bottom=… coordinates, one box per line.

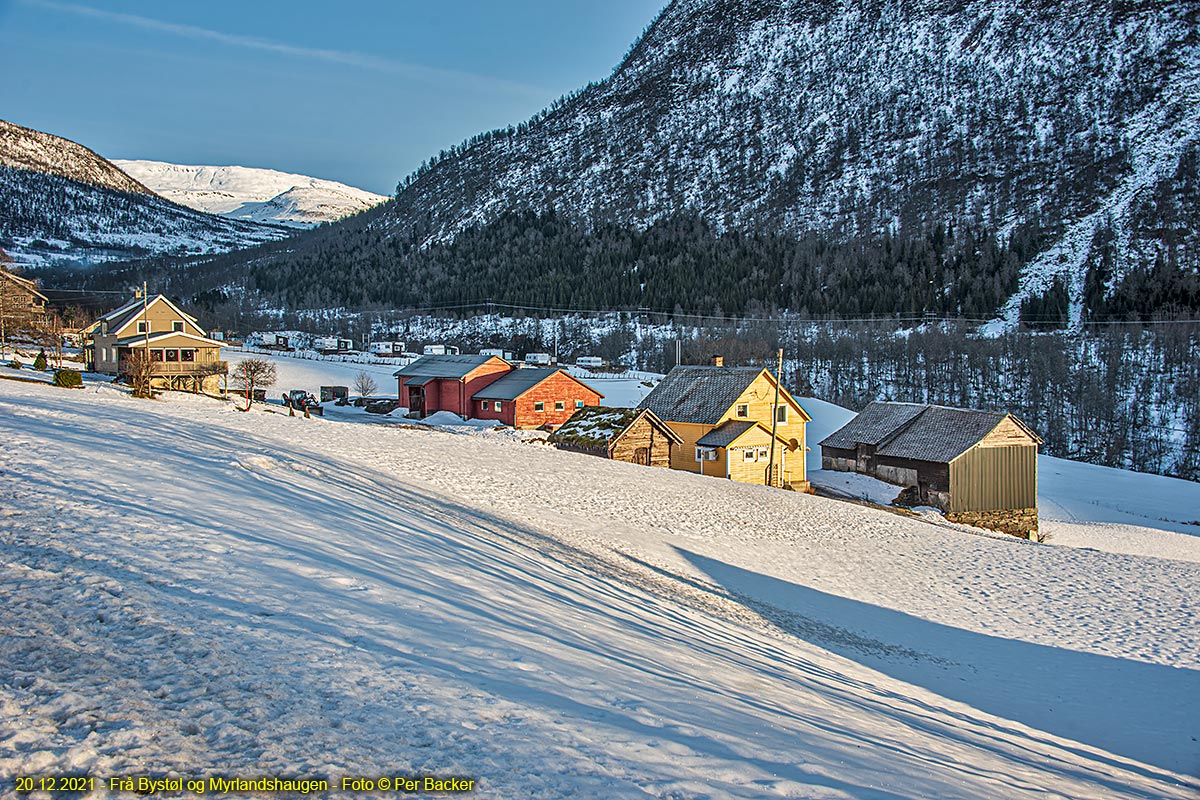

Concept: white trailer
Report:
left=369, top=341, right=405, bottom=356
left=314, top=337, right=354, bottom=354
left=423, top=344, right=461, bottom=356
left=524, top=352, right=552, bottom=366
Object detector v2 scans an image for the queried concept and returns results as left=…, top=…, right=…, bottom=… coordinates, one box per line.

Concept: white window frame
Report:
left=743, top=449, right=756, bottom=462
left=554, top=400, right=565, bottom=411
left=695, top=446, right=704, bottom=462
left=735, top=403, right=749, bottom=418
left=480, top=400, right=489, bottom=412
left=494, top=401, right=502, bottom=412
left=172, top=320, right=184, bottom=332
left=137, top=321, right=147, bottom=333
left=575, top=399, right=584, bottom=409
left=775, top=404, right=788, bottom=424
left=534, top=401, right=545, bottom=412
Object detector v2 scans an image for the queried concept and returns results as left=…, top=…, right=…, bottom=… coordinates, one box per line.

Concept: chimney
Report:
left=710, top=355, right=724, bottom=367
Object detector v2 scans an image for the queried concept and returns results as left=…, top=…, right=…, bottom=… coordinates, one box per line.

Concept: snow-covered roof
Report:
left=548, top=406, right=680, bottom=448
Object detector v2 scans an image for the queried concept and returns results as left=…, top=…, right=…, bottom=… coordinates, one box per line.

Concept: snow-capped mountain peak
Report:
left=113, top=160, right=388, bottom=227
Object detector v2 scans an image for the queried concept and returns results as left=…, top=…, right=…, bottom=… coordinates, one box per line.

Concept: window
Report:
left=743, top=449, right=756, bottom=462
left=180, top=349, right=195, bottom=362
left=554, top=401, right=565, bottom=411
left=758, top=447, right=770, bottom=459
left=534, top=401, right=544, bottom=412
left=137, top=321, right=147, bottom=333
left=695, top=447, right=704, bottom=462
left=494, top=401, right=502, bottom=412
left=172, top=321, right=184, bottom=332
left=575, top=400, right=584, bottom=409
left=775, top=405, right=788, bottom=423
left=481, top=400, right=489, bottom=412
left=735, top=403, right=749, bottom=418
left=150, top=349, right=164, bottom=362
left=165, top=349, right=179, bottom=362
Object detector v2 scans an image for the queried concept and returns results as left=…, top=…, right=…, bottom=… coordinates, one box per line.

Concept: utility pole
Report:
left=141, top=282, right=151, bottom=395
left=767, top=348, right=783, bottom=488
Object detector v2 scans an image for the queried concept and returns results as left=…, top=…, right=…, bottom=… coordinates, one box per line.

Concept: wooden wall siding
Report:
left=667, top=422, right=714, bottom=472
left=610, top=416, right=672, bottom=467
left=727, top=446, right=783, bottom=485
left=724, top=374, right=807, bottom=485
left=950, top=444, right=1038, bottom=512
left=979, top=417, right=1037, bottom=447
left=111, top=300, right=204, bottom=337
left=510, top=371, right=602, bottom=429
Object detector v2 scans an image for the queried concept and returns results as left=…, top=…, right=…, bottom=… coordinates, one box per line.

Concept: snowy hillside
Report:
left=114, top=160, right=388, bottom=227
left=0, top=119, right=150, bottom=195
left=377, top=0, right=1199, bottom=320
left=0, top=121, right=292, bottom=269
left=2, top=376, right=1196, bottom=798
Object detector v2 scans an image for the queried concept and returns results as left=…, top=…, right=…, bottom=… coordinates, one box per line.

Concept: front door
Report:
left=407, top=386, right=425, bottom=417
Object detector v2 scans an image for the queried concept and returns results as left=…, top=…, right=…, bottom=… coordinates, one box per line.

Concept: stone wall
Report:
left=946, top=508, right=1039, bottom=539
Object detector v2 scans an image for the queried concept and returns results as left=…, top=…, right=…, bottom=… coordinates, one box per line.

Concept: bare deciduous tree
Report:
left=123, top=350, right=155, bottom=399
left=353, top=370, right=378, bottom=398
left=232, top=358, right=277, bottom=410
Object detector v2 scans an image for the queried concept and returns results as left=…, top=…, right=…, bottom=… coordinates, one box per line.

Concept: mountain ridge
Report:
left=113, top=160, right=388, bottom=227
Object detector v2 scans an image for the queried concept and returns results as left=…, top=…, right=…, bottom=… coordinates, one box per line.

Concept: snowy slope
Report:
left=0, top=119, right=150, bottom=195
left=114, top=160, right=388, bottom=227
left=1, top=377, right=1197, bottom=798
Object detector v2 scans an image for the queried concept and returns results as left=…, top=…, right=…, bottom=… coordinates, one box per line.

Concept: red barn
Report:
left=394, top=355, right=512, bottom=418
left=472, top=369, right=603, bottom=429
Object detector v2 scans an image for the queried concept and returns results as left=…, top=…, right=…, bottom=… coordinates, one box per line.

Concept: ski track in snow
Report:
left=0, top=380, right=1197, bottom=799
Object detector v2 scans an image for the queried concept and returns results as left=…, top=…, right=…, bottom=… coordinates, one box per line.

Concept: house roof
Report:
left=0, top=270, right=48, bottom=302
left=89, top=295, right=203, bottom=337
left=637, top=365, right=764, bottom=425
left=696, top=419, right=790, bottom=448
left=548, top=406, right=681, bottom=448
left=114, top=331, right=224, bottom=348
left=393, top=354, right=500, bottom=379
left=472, top=368, right=602, bottom=401
left=820, top=402, right=1041, bottom=463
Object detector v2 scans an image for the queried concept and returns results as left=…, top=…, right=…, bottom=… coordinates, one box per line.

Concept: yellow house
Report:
left=637, top=360, right=812, bottom=489
left=83, top=294, right=226, bottom=392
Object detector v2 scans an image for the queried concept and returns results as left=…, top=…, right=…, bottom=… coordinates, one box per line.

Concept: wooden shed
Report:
left=820, top=402, right=1042, bottom=537
left=548, top=406, right=681, bottom=466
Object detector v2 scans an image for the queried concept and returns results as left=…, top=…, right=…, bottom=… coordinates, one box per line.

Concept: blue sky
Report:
left=0, top=0, right=665, bottom=194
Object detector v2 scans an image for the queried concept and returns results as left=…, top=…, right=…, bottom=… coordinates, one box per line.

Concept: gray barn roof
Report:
left=820, top=402, right=1037, bottom=464
left=637, top=366, right=763, bottom=425
left=819, top=402, right=926, bottom=450
left=393, top=354, right=497, bottom=379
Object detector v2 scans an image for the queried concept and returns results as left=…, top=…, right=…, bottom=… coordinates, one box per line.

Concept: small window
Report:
left=173, top=321, right=184, bottom=332
left=481, top=400, right=489, bottom=412
left=165, top=349, right=179, bottom=362
left=575, top=400, right=584, bottom=409
left=695, top=447, right=704, bottom=462
left=775, top=405, right=787, bottom=423
left=494, top=401, right=502, bottom=412
left=180, top=349, right=195, bottom=362
left=534, top=401, right=545, bottom=412
left=554, top=400, right=565, bottom=411
left=137, top=321, right=147, bottom=333
left=150, top=349, right=164, bottom=362
left=758, top=447, right=770, bottom=459
left=735, top=403, right=749, bottom=418
left=743, top=449, right=756, bottom=462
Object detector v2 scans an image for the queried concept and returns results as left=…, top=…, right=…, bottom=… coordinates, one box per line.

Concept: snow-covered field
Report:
left=1, top=376, right=1197, bottom=798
